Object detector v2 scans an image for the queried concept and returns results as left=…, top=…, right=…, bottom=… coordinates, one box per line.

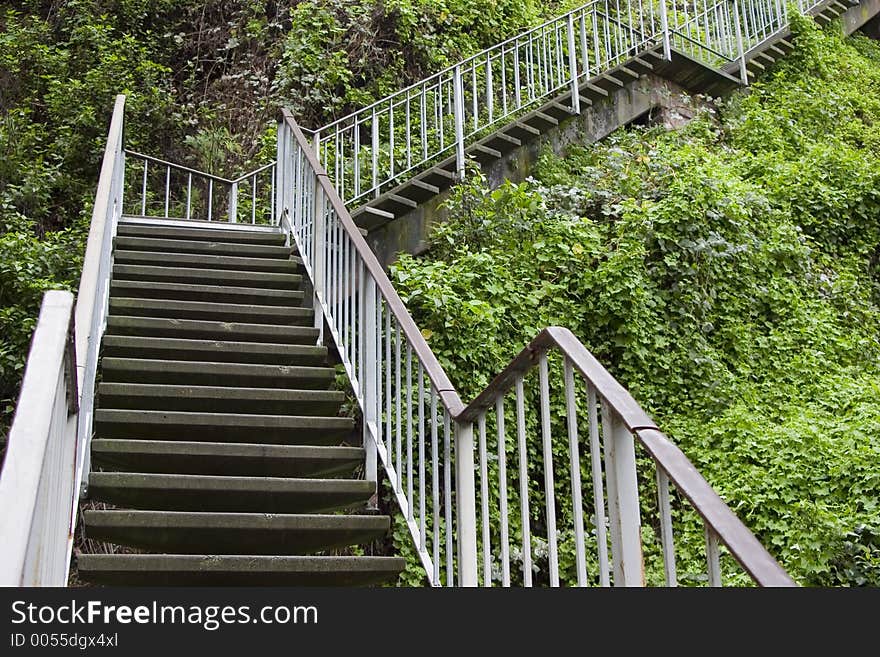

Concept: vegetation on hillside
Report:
left=391, top=17, right=880, bottom=585
left=0, top=0, right=568, bottom=435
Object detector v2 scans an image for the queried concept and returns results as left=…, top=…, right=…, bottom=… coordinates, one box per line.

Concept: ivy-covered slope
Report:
left=391, top=18, right=880, bottom=585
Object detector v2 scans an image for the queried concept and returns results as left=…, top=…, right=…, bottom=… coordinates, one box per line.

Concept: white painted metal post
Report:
left=603, top=407, right=645, bottom=586
left=275, top=122, right=286, bottom=225
left=659, top=0, right=672, bottom=60
left=567, top=14, right=581, bottom=114
left=228, top=181, right=238, bottom=223
left=363, top=277, right=378, bottom=491
left=733, top=0, right=749, bottom=85
left=312, top=175, right=325, bottom=345
left=452, top=65, right=466, bottom=180
left=455, top=420, right=478, bottom=586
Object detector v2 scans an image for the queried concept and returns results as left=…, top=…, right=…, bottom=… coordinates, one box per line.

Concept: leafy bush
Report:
left=391, top=20, right=880, bottom=585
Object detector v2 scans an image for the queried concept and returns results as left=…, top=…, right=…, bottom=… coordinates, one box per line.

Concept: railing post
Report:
left=567, top=14, right=581, bottom=115
left=274, top=122, right=286, bottom=225
left=455, top=419, right=478, bottom=587
left=312, top=175, right=325, bottom=346
left=602, top=406, right=645, bottom=586
left=452, top=65, right=466, bottom=180
left=733, top=0, right=749, bottom=85
left=659, top=0, right=672, bottom=60
left=228, top=181, right=238, bottom=223
left=363, top=277, right=378, bottom=495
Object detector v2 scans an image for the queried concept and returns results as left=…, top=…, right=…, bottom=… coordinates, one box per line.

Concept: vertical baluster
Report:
left=564, top=358, right=587, bottom=587
left=395, top=322, right=402, bottom=492
left=515, top=375, right=532, bottom=587
left=406, top=343, right=414, bottom=519
left=418, top=364, right=426, bottom=552
left=353, top=117, right=361, bottom=200
left=186, top=173, right=192, bottom=220
left=513, top=44, right=522, bottom=108
left=538, top=353, right=559, bottom=586
left=471, top=64, right=478, bottom=132
left=580, top=12, right=589, bottom=78
left=389, top=103, right=395, bottom=181
left=496, top=397, right=510, bottom=587
left=207, top=179, right=213, bottom=222
left=444, top=410, right=453, bottom=587
left=141, top=159, right=148, bottom=216
left=385, top=305, right=392, bottom=459
left=431, top=390, right=440, bottom=585
left=588, top=384, right=611, bottom=587
left=406, top=91, right=412, bottom=171
left=705, top=526, right=722, bottom=587
left=501, top=46, right=509, bottom=115
left=349, top=239, right=356, bottom=372
left=420, top=83, right=428, bottom=161
left=251, top=174, right=257, bottom=224
left=656, top=467, right=678, bottom=586
left=486, top=52, right=494, bottom=124
left=478, top=412, right=491, bottom=587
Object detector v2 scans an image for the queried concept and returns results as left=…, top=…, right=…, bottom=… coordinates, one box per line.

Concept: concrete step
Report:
left=97, top=384, right=344, bottom=416
left=99, top=358, right=336, bottom=389
left=114, top=236, right=293, bottom=259
left=76, top=554, right=405, bottom=586
left=113, top=250, right=303, bottom=273
left=117, top=222, right=287, bottom=245
left=83, top=510, right=389, bottom=555
left=112, top=264, right=301, bottom=289
left=109, top=297, right=314, bottom=326
left=91, top=440, right=364, bottom=477
left=101, top=335, right=326, bottom=366
left=88, top=472, right=374, bottom=513
left=105, top=316, right=320, bottom=344
left=93, top=409, right=354, bottom=444
left=109, top=280, right=304, bottom=306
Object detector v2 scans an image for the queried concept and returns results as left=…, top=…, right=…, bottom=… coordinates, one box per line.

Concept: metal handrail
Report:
left=307, top=0, right=843, bottom=206
left=279, top=108, right=796, bottom=587
left=0, top=291, right=79, bottom=586
left=124, top=150, right=277, bottom=224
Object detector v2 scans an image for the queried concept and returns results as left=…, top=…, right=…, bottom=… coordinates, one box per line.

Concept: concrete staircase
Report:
left=76, top=219, right=405, bottom=586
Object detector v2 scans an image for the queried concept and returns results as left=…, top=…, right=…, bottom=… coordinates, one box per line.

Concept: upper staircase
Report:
left=76, top=219, right=403, bottom=585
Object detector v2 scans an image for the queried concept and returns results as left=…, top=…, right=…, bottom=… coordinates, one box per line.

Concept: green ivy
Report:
left=391, top=19, right=880, bottom=586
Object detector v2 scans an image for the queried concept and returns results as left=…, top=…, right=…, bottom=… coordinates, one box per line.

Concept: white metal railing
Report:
left=124, top=150, right=277, bottom=225
left=306, top=0, right=842, bottom=209
left=0, top=94, right=127, bottom=585
left=0, top=292, right=79, bottom=586
left=279, top=109, right=795, bottom=586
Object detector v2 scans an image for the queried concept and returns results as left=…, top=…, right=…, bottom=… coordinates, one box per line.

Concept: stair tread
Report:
left=91, top=439, right=363, bottom=460
left=98, top=383, right=343, bottom=403
left=85, top=510, right=388, bottom=530
left=95, top=408, right=354, bottom=429
left=114, top=250, right=303, bottom=273
left=109, top=297, right=314, bottom=325
left=112, top=264, right=301, bottom=288
left=76, top=554, right=405, bottom=586
left=116, top=222, right=287, bottom=245
left=114, top=236, right=292, bottom=259
left=88, top=472, right=374, bottom=513
left=105, top=315, right=320, bottom=344
left=101, top=335, right=326, bottom=364
left=83, top=510, right=390, bottom=555
left=110, top=280, right=304, bottom=304
left=91, top=439, right=364, bottom=477
left=100, top=357, right=335, bottom=379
